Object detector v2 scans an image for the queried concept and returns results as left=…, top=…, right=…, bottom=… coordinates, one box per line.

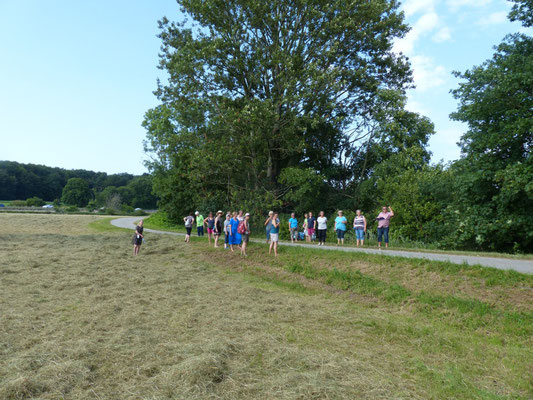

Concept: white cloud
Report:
left=477, top=11, right=508, bottom=26
left=433, top=26, right=452, bottom=42
left=401, top=0, right=438, bottom=17
left=446, top=0, right=492, bottom=12
left=394, top=12, right=441, bottom=54
left=410, top=55, right=447, bottom=91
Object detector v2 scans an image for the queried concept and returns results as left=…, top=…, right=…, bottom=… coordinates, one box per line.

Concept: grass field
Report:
left=1, top=214, right=532, bottom=399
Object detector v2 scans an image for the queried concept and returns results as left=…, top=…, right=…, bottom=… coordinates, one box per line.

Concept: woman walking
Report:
left=353, top=210, right=367, bottom=247
left=132, top=219, right=144, bottom=255
left=205, top=212, right=215, bottom=245
left=241, top=213, right=251, bottom=256
left=335, top=210, right=348, bottom=246
left=214, top=210, right=223, bottom=248
left=316, top=211, right=328, bottom=246
left=184, top=212, right=194, bottom=243
left=269, top=213, right=280, bottom=257
left=264, top=211, right=274, bottom=243
left=307, top=212, right=316, bottom=243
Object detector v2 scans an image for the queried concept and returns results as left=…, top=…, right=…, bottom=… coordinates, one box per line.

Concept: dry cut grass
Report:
left=0, top=214, right=532, bottom=399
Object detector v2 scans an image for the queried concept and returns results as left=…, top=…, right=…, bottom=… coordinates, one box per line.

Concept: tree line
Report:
left=143, top=0, right=532, bottom=253
left=0, top=161, right=158, bottom=209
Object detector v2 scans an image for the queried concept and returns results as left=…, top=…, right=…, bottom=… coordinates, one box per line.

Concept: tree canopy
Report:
left=144, top=0, right=433, bottom=220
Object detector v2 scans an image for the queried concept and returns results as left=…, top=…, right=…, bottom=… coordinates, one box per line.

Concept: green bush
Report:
left=65, top=206, right=79, bottom=213
left=121, top=204, right=134, bottom=214
left=26, top=197, right=45, bottom=207
left=11, top=200, right=27, bottom=207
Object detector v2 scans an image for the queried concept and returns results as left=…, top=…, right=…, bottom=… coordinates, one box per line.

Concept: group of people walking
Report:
left=185, top=210, right=252, bottom=256
left=133, top=206, right=395, bottom=256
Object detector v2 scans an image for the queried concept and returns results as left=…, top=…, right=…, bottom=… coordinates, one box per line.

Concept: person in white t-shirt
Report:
left=316, top=211, right=328, bottom=246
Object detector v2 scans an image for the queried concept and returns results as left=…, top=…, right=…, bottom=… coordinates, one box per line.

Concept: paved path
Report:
left=112, top=216, right=533, bottom=274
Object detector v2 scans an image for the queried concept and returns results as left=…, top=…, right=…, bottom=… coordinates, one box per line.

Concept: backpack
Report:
left=237, top=220, right=247, bottom=234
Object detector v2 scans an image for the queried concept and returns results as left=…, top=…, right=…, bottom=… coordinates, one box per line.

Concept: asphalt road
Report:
left=112, top=216, right=533, bottom=274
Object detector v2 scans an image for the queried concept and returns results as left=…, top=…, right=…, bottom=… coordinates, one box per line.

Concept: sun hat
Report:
left=245, top=213, right=250, bottom=216
left=217, top=210, right=223, bottom=214
left=195, top=211, right=199, bottom=215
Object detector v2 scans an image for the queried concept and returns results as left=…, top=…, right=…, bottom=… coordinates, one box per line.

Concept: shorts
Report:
left=290, top=228, right=298, bottom=239
left=270, top=233, right=279, bottom=242
left=377, top=227, right=389, bottom=243
left=242, top=233, right=250, bottom=243
left=133, top=235, right=142, bottom=246
left=336, top=229, right=346, bottom=239
left=307, top=228, right=315, bottom=237
left=304, top=229, right=308, bottom=236
left=186, top=227, right=192, bottom=235
left=355, top=228, right=365, bottom=240
left=207, top=228, right=214, bottom=234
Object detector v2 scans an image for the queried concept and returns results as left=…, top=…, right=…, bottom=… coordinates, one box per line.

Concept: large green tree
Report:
left=144, top=0, right=427, bottom=218
left=448, top=5, right=533, bottom=251
left=61, top=178, right=92, bottom=207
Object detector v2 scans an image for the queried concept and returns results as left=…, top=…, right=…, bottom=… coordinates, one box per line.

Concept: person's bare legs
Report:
left=269, top=241, right=274, bottom=254
left=241, top=241, right=247, bottom=256
left=274, top=241, right=278, bottom=256
left=207, top=232, right=211, bottom=245
left=133, top=245, right=137, bottom=255
left=214, top=235, right=219, bottom=248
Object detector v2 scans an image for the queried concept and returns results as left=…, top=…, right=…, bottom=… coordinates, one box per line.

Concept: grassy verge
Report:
left=146, top=212, right=533, bottom=260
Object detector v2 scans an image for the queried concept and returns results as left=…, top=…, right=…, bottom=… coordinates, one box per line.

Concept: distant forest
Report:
left=0, top=161, right=158, bottom=209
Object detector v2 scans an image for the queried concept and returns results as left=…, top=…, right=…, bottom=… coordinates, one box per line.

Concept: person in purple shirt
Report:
left=376, top=206, right=394, bottom=248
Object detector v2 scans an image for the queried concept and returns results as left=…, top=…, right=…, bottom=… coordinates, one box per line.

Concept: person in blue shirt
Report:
left=335, top=210, right=348, bottom=246
left=229, top=212, right=240, bottom=252
left=269, top=213, right=280, bottom=257
left=288, top=212, right=298, bottom=243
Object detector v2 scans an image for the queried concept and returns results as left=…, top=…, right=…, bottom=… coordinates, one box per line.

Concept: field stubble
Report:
left=0, top=214, right=532, bottom=399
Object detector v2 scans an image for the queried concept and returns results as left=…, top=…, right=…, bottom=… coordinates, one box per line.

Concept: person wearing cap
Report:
left=195, top=211, right=204, bottom=237
left=241, top=213, right=251, bottom=256
left=214, top=210, right=223, bottom=248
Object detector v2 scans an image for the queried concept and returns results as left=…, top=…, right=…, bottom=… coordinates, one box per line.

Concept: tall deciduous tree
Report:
left=449, top=7, right=533, bottom=251
left=144, top=0, right=423, bottom=217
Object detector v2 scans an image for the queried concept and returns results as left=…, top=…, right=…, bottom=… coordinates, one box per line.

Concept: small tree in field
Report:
left=61, top=178, right=91, bottom=207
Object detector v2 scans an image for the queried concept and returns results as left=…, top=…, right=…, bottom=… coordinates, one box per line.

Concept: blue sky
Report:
left=0, top=0, right=529, bottom=174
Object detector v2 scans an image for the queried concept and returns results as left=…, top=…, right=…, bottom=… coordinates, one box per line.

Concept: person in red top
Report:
left=376, top=206, right=394, bottom=248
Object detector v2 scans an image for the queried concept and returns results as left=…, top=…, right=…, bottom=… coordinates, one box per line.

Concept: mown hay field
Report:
left=1, top=214, right=532, bottom=399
